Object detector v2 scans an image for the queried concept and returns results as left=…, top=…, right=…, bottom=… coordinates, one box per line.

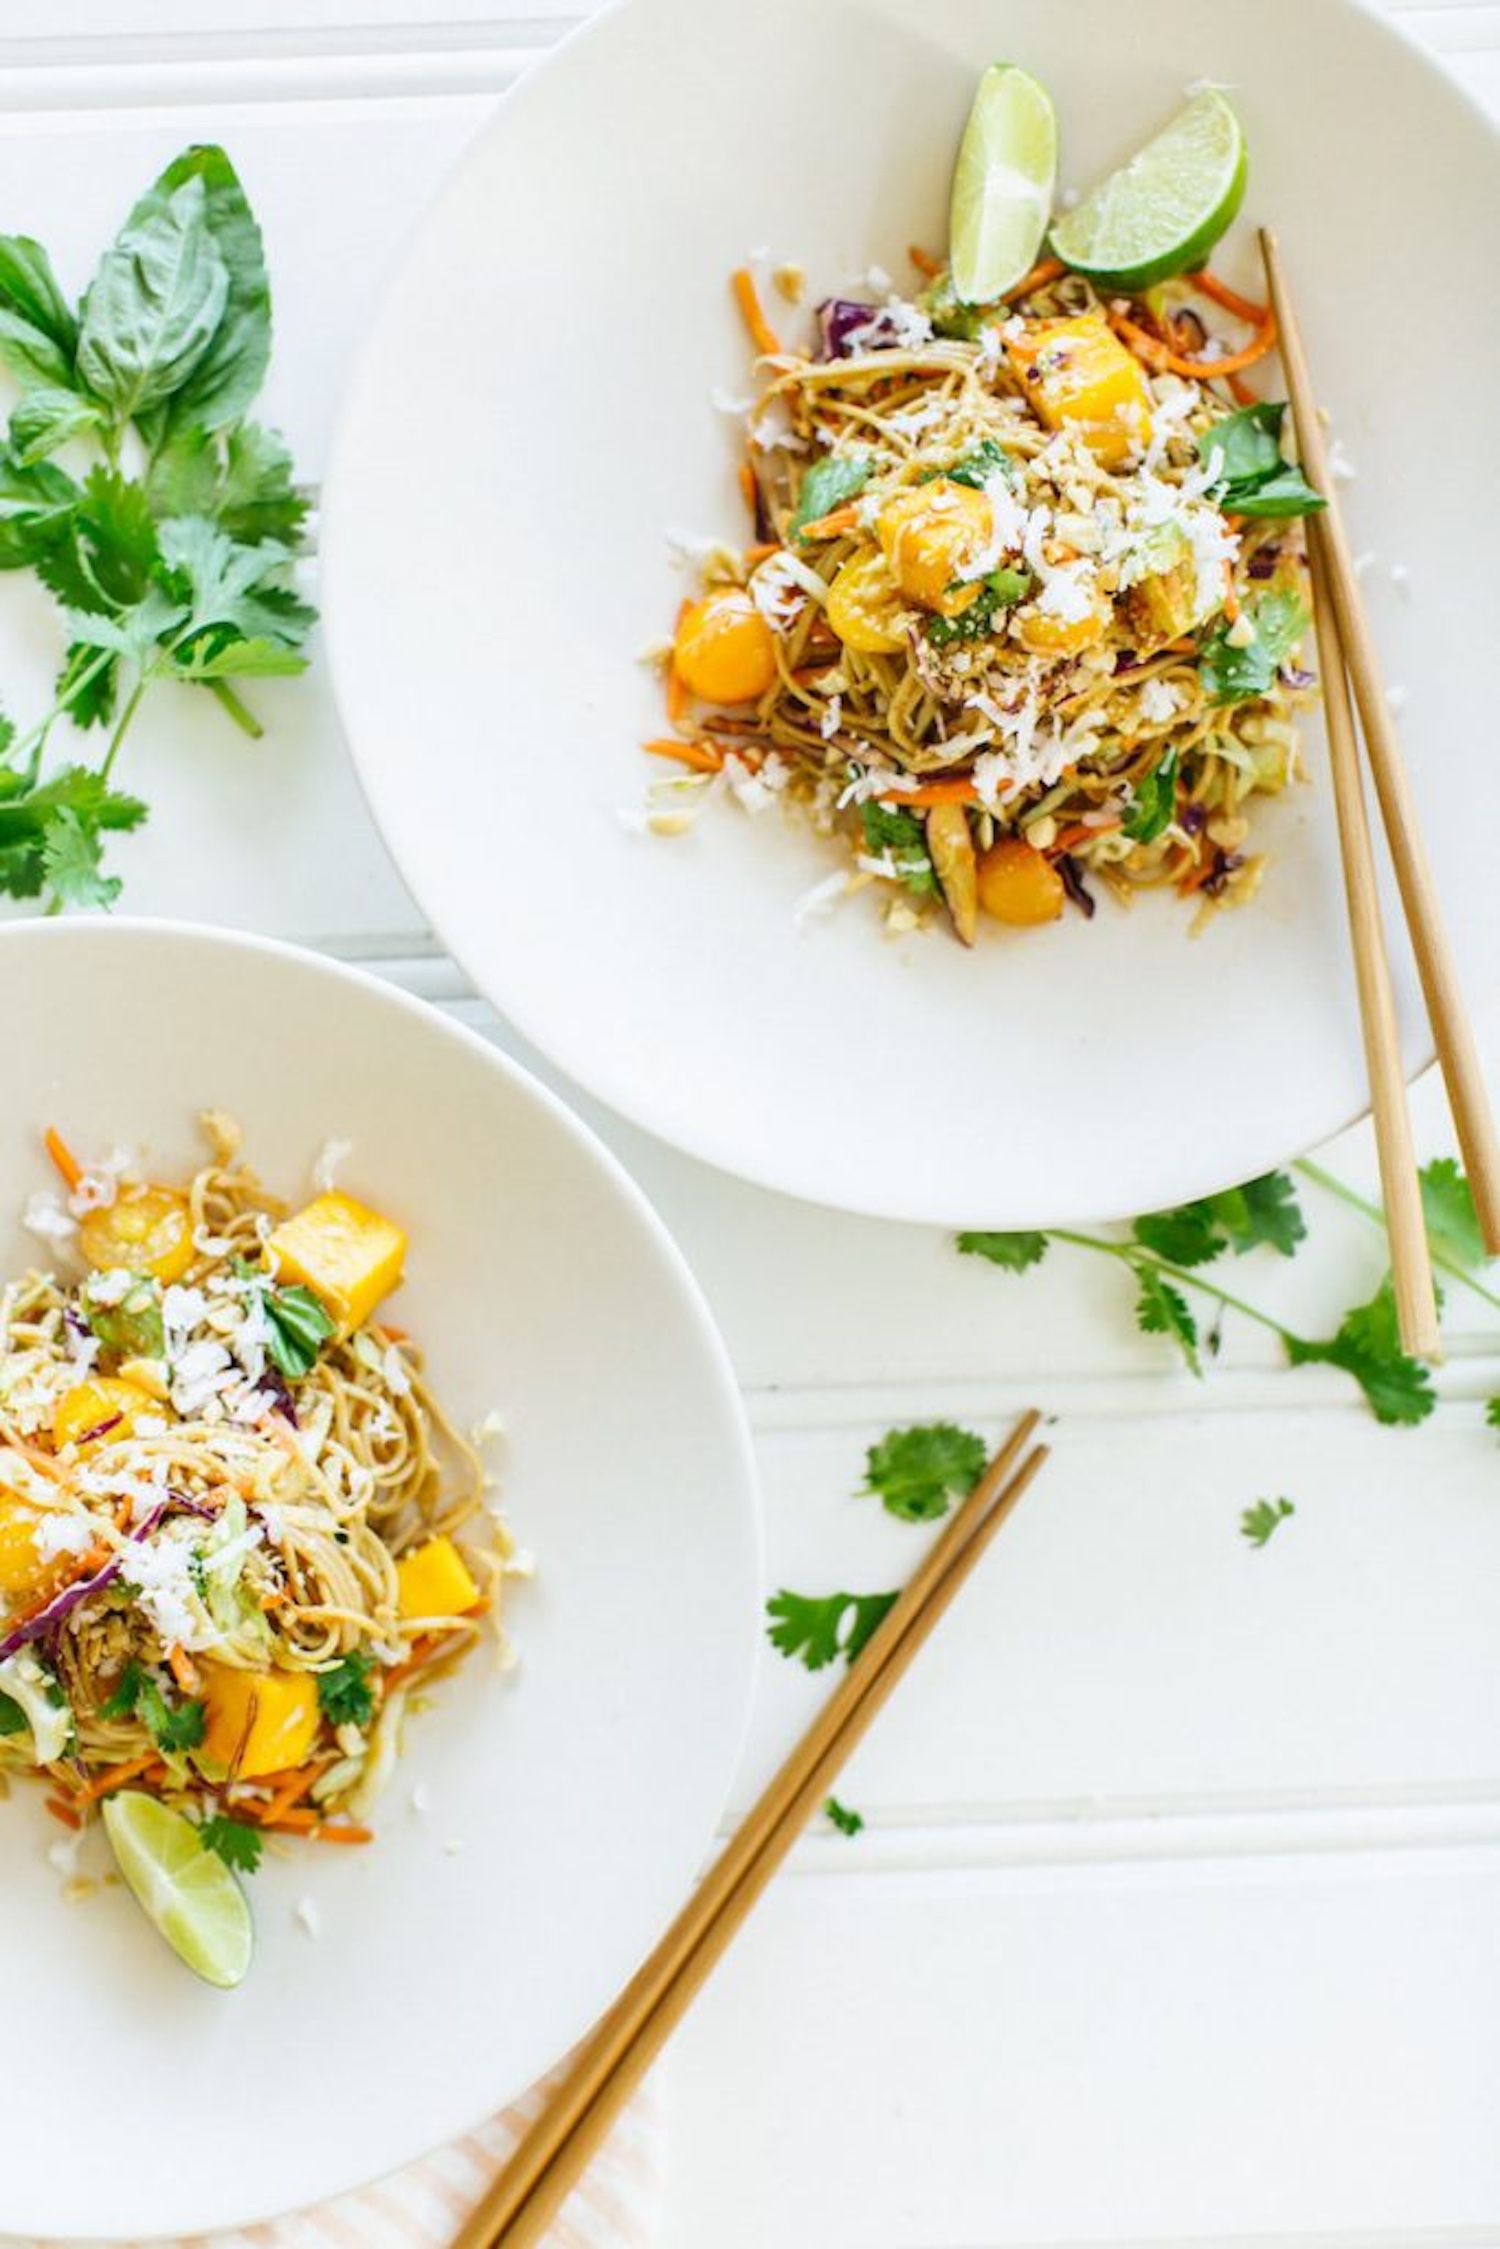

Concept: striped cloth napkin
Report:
left=17, top=2080, right=664, bottom=2249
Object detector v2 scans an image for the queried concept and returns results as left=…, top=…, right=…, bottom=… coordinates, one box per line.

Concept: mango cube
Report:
left=52, top=1375, right=160, bottom=1454
left=199, top=1662, right=321, bottom=1778
left=265, top=1191, right=407, bottom=1337
left=396, top=1536, right=480, bottom=1621
left=0, top=1493, right=44, bottom=1596
left=1006, top=315, right=1153, bottom=468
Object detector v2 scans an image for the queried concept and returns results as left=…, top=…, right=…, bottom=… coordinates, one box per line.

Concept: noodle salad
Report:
left=647, top=95, right=1326, bottom=944
left=0, top=1116, right=513, bottom=1967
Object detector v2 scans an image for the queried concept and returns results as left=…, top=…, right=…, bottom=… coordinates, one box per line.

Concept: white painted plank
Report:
left=655, top=1852, right=1500, bottom=2247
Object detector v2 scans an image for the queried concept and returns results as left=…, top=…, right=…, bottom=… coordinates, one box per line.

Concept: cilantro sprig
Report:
left=0, top=145, right=313, bottom=915
left=316, top=1650, right=375, bottom=1728
left=861, top=1422, right=987, bottom=1523
left=859, top=801, right=937, bottom=897
left=766, top=1589, right=897, bottom=1672
left=1241, top=1497, right=1295, bottom=1549
left=824, top=1796, right=865, bottom=1837
left=103, top=1660, right=206, bottom=1752
left=199, top=1813, right=264, bottom=1874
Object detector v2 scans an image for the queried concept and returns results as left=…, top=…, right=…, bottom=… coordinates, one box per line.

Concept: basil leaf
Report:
left=1200, top=402, right=1326, bottom=521
left=9, top=387, right=102, bottom=467
left=76, top=173, right=230, bottom=426
left=261, top=1282, right=336, bottom=1379
left=791, top=453, right=871, bottom=539
left=144, top=146, right=271, bottom=438
left=0, top=235, right=78, bottom=390
left=1199, top=589, right=1310, bottom=705
left=1228, top=464, right=1327, bottom=520
left=1123, top=748, right=1178, bottom=843
left=0, top=1689, right=26, bottom=1736
left=0, top=453, right=78, bottom=569
left=945, top=438, right=1013, bottom=490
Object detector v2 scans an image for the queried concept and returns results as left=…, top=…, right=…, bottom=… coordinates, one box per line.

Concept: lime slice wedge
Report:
left=102, top=1791, right=254, bottom=1989
left=949, top=64, right=1057, bottom=306
left=1051, top=87, right=1248, bottom=290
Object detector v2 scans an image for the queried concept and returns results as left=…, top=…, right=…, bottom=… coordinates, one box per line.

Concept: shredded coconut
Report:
left=312, top=1138, right=353, bottom=1194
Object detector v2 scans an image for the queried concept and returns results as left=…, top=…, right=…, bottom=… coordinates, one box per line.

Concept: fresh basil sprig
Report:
left=1199, top=589, right=1310, bottom=705
left=0, top=144, right=313, bottom=916
left=1199, top=402, right=1326, bottom=521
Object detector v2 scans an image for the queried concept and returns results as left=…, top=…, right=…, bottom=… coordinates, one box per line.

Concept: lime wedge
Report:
left=102, top=1791, right=253, bottom=1989
left=949, top=64, right=1058, bottom=306
left=1051, top=88, right=1248, bottom=290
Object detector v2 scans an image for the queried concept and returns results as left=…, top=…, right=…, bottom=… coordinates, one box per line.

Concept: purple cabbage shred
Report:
left=1057, top=854, right=1096, bottom=919
left=1203, top=849, right=1246, bottom=900
left=817, top=299, right=900, bottom=359
left=1247, top=548, right=1281, bottom=581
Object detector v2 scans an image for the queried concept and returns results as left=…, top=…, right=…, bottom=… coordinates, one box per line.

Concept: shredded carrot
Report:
left=1189, top=270, right=1270, bottom=327
left=665, top=668, right=687, bottom=723
left=1227, top=372, right=1256, bottom=407
left=44, top=1795, right=82, bottom=1830
left=908, top=244, right=942, bottom=278
left=1004, top=256, right=1066, bottom=303
left=642, top=736, right=723, bottom=776
left=382, top=1634, right=446, bottom=1694
left=1050, top=818, right=1123, bottom=855
left=262, top=1759, right=332, bottom=1824
left=882, top=778, right=980, bottom=810
left=795, top=503, right=861, bottom=542
left=737, top=461, right=758, bottom=518
left=1221, top=564, right=1242, bottom=626
left=375, top=1323, right=410, bottom=1345
left=258, top=1810, right=373, bottom=1844
left=1177, top=851, right=1220, bottom=895
left=77, top=1752, right=159, bottom=1803
left=307, top=1822, right=373, bottom=1846
left=732, top=268, right=783, bottom=357
left=1108, top=305, right=1278, bottom=382
left=167, top=1644, right=199, bottom=1695
left=44, top=1127, right=83, bottom=1192
left=744, top=541, right=780, bottom=567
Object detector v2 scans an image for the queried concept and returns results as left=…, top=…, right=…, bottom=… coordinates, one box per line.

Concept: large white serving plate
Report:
left=323, top=0, right=1500, bottom=1227
left=0, top=919, right=759, bottom=2241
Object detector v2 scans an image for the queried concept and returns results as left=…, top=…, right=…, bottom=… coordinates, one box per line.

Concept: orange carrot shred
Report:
left=908, top=245, right=942, bottom=278
left=167, top=1645, right=199, bottom=1695
left=1004, top=255, right=1067, bottom=302
left=44, top=1128, right=83, bottom=1192
left=1188, top=270, right=1270, bottom=327
left=642, top=737, right=724, bottom=776
left=44, top=1795, right=82, bottom=1830
left=732, top=268, right=783, bottom=357
left=883, top=779, right=980, bottom=810
left=78, top=1752, right=159, bottom=1803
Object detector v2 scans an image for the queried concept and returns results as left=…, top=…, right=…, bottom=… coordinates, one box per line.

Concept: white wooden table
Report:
left=4, top=6, right=1499, bottom=2241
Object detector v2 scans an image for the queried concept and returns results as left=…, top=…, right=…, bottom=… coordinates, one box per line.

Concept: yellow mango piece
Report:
left=1006, top=315, right=1153, bottom=467
left=0, top=1491, right=45, bottom=1596
left=199, top=1662, right=322, bottom=1778
left=1014, top=602, right=1110, bottom=657
left=878, top=482, right=994, bottom=614
left=52, top=1375, right=159, bottom=1454
left=825, top=551, right=908, bottom=653
left=396, top=1536, right=480, bottom=1621
left=265, top=1191, right=407, bottom=1337
left=78, top=1186, right=194, bottom=1286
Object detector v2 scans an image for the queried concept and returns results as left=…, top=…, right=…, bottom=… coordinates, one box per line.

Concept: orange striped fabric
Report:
left=18, top=2080, right=663, bottom=2249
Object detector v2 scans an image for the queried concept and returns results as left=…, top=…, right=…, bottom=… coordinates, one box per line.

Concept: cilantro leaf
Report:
left=1419, top=1157, right=1485, bottom=1272
left=199, top=1813, right=264, bottom=1875
left=35, top=464, right=162, bottom=614
left=1199, top=589, right=1310, bottom=705
left=1240, top=1496, right=1295, bottom=1549
left=1198, top=402, right=1326, bottom=520
left=1285, top=1279, right=1435, bottom=1426
left=215, top=423, right=308, bottom=545
left=156, top=514, right=314, bottom=667
left=1132, top=1173, right=1305, bottom=1268
left=925, top=567, right=1030, bottom=647
left=0, top=765, right=146, bottom=904
left=824, top=1796, right=864, bottom=1837
left=41, top=805, right=123, bottom=910
left=1123, top=748, right=1178, bottom=844
left=1131, top=1201, right=1223, bottom=1268
left=259, top=1281, right=336, bottom=1379
left=1488, top=1398, right=1500, bottom=1434
left=944, top=438, right=1013, bottom=489
left=104, top=1661, right=206, bottom=1752
left=791, top=452, right=871, bottom=539
left=766, top=1589, right=897, bottom=1671
left=859, top=800, right=936, bottom=897
left=56, top=640, right=117, bottom=730
left=101, top=1660, right=147, bottom=1721
left=862, top=1422, right=987, bottom=1523
left=316, top=1651, right=375, bottom=1729
left=956, top=1229, right=1049, bottom=1272
left=0, top=235, right=78, bottom=390
left=0, top=1689, right=27, bottom=1736
left=1133, top=1265, right=1201, bottom=1373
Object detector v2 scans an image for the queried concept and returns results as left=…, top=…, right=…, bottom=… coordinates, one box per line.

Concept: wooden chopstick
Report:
left=1260, top=229, right=1500, bottom=1259
left=453, top=1410, right=1049, bottom=2249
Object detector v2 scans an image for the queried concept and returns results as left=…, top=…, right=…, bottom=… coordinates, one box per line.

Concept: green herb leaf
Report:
left=791, top=453, right=871, bottom=539
left=859, top=800, right=937, bottom=897
left=824, top=1796, right=865, bottom=1837
left=1211, top=1172, right=1307, bottom=1258
left=861, top=1422, right=987, bottom=1523
left=9, top=387, right=101, bottom=467
left=956, top=1229, right=1049, bottom=1272
left=1199, top=589, right=1310, bottom=705
left=141, top=146, right=271, bottom=438
left=944, top=438, right=1013, bottom=490
left=0, top=1689, right=27, bottom=1736
left=1131, top=1202, right=1223, bottom=1268
left=171, top=633, right=309, bottom=681
left=105, top=1662, right=206, bottom=1752
left=0, top=453, right=78, bottom=570
left=41, top=805, right=123, bottom=910
left=1133, top=1264, right=1201, bottom=1374
left=1199, top=403, right=1325, bottom=521
left=76, top=172, right=230, bottom=427
left=35, top=464, right=162, bottom=615
left=215, top=423, right=308, bottom=545
left=56, top=640, right=117, bottom=731
left=260, top=1281, right=336, bottom=1379
left=0, top=235, right=78, bottom=390
left=1285, top=1279, right=1435, bottom=1426
left=1123, top=748, right=1178, bottom=844
left=0, top=764, right=146, bottom=904
left=1418, top=1157, right=1486, bottom=1272
left=1240, top=1496, right=1295, bottom=1548
left=83, top=1272, right=165, bottom=1358
left=924, top=567, right=1030, bottom=648
left=156, top=514, right=314, bottom=659
left=1487, top=1398, right=1500, bottom=1434
left=199, top=1814, right=264, bottom=1874
left=316, top=1651, right=375, bottom=1729
left=766, top=1588, right=898, bottom=1672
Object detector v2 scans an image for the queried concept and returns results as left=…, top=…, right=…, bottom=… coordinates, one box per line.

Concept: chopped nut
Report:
left=772, top=263, right=806, bottom=305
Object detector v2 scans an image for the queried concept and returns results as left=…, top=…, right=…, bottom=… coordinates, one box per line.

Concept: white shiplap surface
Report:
left=1, top=7, right=1498, bottom=2244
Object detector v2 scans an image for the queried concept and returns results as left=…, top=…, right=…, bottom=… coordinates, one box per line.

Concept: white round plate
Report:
left=323, top=0, right=1500, bottom=1228
left=0, top=920, right=759, bottom=2242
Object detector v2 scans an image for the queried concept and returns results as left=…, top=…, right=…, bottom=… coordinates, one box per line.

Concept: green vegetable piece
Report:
left=0, top=764, right=146, bottom=907
left=260, top=1279, right=336, bottom=1379
left=861, top=1422, right=987, bottom=1523
left=1198, top=589, right=1310, bottom=705
left=1123, top=749, right=1179, bottom=845
left=791, top=453, right=871, bottom=540
left=9, top=388, right=101, bottom=468
left=956, top=1229, right=1049, bottom=1272
left=1133, top=1171, right=1306, bottom=1268
left=84, top=1273, right=166, bottom=1360
left=1199, top=402, right=1326, bottom=521
left=317, top=1650, right=375, bottom=1729
left=925, top=567, right=1030, bottom=648
left=1133, top=1265, right=1201, bottom=1374
left=859, top=801, right=937, bottom=898
left=141, top=146, right=271, bottom=439
left=199, top=1814, right=265, bottom=1875
left=0, top=235, right=78, bottom=390
left=0, top=1690, right=27, bottom=1736
left=944, top=438, right=1014, bottom=490
left=76, top=173, right=230, bottom=427
left=1285, top=1279, right=1435, bottom=1426
left=103, top=1659, right=206, bottom=1754
left=0, top=453, right=78, bottom=571
left=1418, top=1157, right=1486, bottom=1272
left=765, top=1589, right=898, bottom=1672
left=824, top=1796, right=865, bottom=1838
left=1240, top=1496, right=1295, bottom=1549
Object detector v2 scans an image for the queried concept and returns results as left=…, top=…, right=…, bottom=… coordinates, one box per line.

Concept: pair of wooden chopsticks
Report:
left=452, top=1409, right=1048, bottom=2249
left=1260, top=230, right=1500, bottom=1360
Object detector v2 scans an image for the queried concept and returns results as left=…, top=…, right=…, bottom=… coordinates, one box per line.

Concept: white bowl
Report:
left=0, top=918, right=759, bottom=2241
left=323, top=0, right=1500, bottom=1228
